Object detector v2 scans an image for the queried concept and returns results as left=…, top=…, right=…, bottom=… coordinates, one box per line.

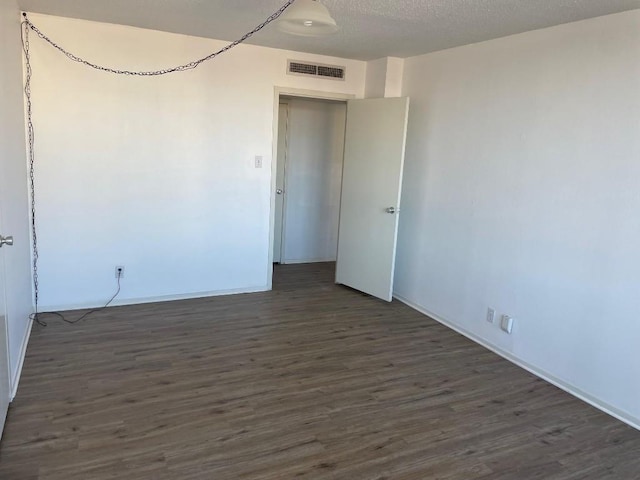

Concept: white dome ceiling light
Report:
left=277, top=0, right=338, bottom=36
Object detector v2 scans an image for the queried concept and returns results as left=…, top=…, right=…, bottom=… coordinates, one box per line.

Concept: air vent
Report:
left=317, top=65, right=345, bottom=79
left=289, top=62, right=318, bottom=76
left=287, top=60, right=345, bottom=81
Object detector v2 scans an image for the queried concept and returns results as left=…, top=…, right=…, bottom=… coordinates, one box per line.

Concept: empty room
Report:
left=0, top=0, right=639, bottom=478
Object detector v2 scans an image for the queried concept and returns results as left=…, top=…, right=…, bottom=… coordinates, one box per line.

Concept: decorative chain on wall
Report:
left=22, top=1, right=295, bottom=76
left=21, top=1, right=296, bottom=325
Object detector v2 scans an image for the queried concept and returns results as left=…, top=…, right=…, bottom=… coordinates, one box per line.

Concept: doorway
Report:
left=269, top=89, right=410, bottom=301
left=273, top=96, right=347, bottom=267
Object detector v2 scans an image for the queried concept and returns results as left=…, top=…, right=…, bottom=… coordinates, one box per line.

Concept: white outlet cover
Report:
left=500, top=315, right=514, bottom=334
left=254, top=155, right=263, bottom=168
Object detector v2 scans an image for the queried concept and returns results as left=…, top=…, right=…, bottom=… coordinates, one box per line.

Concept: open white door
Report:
left=0, top=207, right=11, bottom=438
left=336, top=97, right=409, bottom=301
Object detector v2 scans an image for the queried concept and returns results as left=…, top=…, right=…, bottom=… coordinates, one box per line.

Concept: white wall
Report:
left=365, top=58, right=387, bottom=98
left=0, top=1, right=34, bottom=393
left=26, top=14, right=366, bottom=310
left=280, top=99, right=346, bottom=264
left=365, top=57, right=404, bottom=98
left=383, top=57, right=404, bottom=98
left=396, top=10, right=640, bottom=427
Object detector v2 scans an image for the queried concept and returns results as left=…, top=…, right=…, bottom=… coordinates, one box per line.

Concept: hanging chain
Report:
left=21, top=19, right=47, bottom=326
left=22, top=0, right=295, bottom=76
left=21, top=1, right=295, bottom=326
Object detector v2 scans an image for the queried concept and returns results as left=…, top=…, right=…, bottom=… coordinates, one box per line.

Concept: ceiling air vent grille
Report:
left=289, top=62, right=318, bottom=76
left=287, top=60, right=346, bottom=81
left=317, top=65, right=345, bottom=79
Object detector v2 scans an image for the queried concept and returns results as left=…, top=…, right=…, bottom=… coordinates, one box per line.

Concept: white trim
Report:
left=39, top=285, right=269, bottom=313
left=274, top=87, right=355, bottom=102
left=280, top=258, right=337, bottom=265
left=393, top=293, right=640, bottom=432
left=10, top=319, right=32, bottom=401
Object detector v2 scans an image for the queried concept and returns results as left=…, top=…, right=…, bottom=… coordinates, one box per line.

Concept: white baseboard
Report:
left=40, top=285, right=270, bottom=313
left=10, top=319, right=33, bottom=401
left=393, top=293, right=640, bottom=432
left=281, top=258, right=336, bottom=265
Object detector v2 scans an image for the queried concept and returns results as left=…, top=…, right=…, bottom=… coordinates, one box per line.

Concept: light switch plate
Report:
left=486, top=307, right=495, bottom=323
left=254, top=155, right=263, bottom=168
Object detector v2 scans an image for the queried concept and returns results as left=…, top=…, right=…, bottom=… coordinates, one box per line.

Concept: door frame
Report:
left=267, top=87, right=355, bottom=289
left=273, top=100, right=289, bottom=264
left=0, top=208, right=10, bottom=437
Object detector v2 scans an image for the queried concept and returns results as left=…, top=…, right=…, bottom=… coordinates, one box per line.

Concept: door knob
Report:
left=276, top=189, right=284, bottom=195
left=0, top=235, right=13, bottom=247
left=386, top=207, right=399, bottom=214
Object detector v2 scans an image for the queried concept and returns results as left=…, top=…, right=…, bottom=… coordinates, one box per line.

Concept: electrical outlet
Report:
left=486, top=307, right=495, bottom=324
left=115, top=266, right=125, bottom=278
left=500, top=314, right=514, bottom=334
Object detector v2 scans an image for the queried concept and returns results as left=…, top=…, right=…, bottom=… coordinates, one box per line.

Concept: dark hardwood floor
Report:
left=0, top=262, right=638, bottom=479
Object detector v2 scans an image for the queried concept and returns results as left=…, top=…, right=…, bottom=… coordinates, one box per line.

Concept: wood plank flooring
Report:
left=0, top=262, right=638, bottom=479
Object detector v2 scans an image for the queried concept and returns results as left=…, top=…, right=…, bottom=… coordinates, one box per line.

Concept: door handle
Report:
left=386, top=207, right=399, bottom=214
left=0, top=235, right=13, bottom=247
left=276, top=189, right=284, bottom=195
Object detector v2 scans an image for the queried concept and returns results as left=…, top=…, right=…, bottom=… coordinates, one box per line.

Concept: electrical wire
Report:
left=29, top=276, right=121, bottom=326
left=21, top=2, right=296, bottom=325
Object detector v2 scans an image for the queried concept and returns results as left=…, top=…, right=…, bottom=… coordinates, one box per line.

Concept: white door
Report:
left=273, top=103, right=289, bottom=263
left=0, top=207, right=11, bottom=438
left=336, top=97, right=410, bottom=302
left=279, top=99, right=346, bottom=264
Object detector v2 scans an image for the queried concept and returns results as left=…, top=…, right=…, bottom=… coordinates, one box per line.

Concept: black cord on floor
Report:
left=30, top=275, right=121, bottom=326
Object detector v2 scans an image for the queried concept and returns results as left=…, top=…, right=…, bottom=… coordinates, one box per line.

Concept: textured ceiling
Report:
left=17, top=0, right=640, bottom=60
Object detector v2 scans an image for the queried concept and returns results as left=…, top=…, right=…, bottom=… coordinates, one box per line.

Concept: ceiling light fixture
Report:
left=277, top=0, right=338, bottom=36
